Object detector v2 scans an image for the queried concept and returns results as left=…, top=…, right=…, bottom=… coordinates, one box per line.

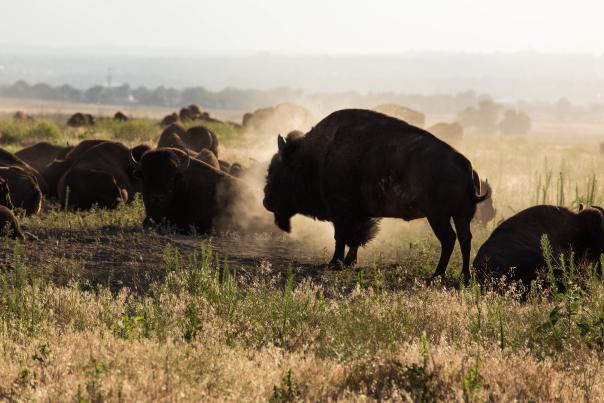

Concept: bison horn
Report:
left=129, top=150, right=141, bottom=170
left=277, top=135, right=286, bottom=154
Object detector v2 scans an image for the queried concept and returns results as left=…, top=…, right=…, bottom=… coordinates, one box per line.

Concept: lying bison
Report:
left=16, top=142, right=73, bottom=173
left=473, top=205, right=604, bottom=288
left=67, top=112, right=95, bottom=127
left=0, top=166, right=43, bottom=215
left=263, top=109, right=488, bottom=282
left=42, top=140, right=109, bottom=198
left=131, top=148, right=240, bottom=233
left=0, top=148, right=48, bottom=195
left=59, top=141, right=150, bottom=210
left=182, top=126, right=219, bottom=157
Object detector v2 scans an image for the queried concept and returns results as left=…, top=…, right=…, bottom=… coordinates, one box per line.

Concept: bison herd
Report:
left=1, top=107, right=601, bottom=292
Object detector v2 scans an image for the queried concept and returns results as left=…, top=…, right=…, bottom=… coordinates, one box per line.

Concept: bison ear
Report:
left=579, top=203, right=584, bottom=212
left=277, top=135, right=286, bottom=155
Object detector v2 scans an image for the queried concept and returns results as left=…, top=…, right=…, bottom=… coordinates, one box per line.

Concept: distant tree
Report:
left=83, top=85, right=105, bottom=103
left=499, top=109, right=532, bottom=135
left=457, top=99, right=503, bottom=133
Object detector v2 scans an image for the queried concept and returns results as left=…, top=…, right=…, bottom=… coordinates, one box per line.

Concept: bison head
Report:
left=132, top=149, right=190, bottom=223
left=578, top=205, right=604, bottom=259
left=263, top=135, right=300, bottom=232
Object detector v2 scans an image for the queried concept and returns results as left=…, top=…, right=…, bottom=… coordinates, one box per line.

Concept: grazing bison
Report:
left=114, top=111, right=129, bottom=122
left=132, top=148, right=241, bottom=232
left=473, top=205, right=604, bottom=288
left=428, top=122, right=464, bottom=145
left=182, top=126, right=218, bottom=156
left=0, top=166, right=42, bottom=215
left=263, top=109, right=488, bottom=282
left=67, top=112, right=94, bottom=127
left=16, top=142, right=73, bottom=173
left=473, top=180, right=496, bottom=226
left=58, top=141, right=146, bottom=210
left=42, top=140, right=109, bottom=198
left=160, top=112, right=180, bottom=127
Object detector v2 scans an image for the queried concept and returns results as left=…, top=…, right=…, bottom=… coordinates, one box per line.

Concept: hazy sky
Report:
left=2, top=0, right=604, bottom=55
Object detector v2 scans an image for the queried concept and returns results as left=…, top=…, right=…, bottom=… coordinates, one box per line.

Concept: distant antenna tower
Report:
left=107, top=67, right=113, bottom=88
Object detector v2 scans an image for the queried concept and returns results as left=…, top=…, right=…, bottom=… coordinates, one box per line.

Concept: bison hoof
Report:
left=327, top=260, right=345, bottom=270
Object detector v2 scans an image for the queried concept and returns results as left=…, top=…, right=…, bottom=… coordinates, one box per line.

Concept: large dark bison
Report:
left=16, top=142, right=73, bottom=173
left=131, top=148, right=240, bottom=232
left=263, top=109, right=488, bottom=282
left=473, top=205, right=604, bottom=288
left=58, top=141, right=150, bottom=210
left=0, top=166, right=43, bottom=215
left=42, top=140, right=109, bottom=198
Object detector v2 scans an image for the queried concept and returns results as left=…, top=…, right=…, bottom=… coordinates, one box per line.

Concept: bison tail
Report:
left=472, top=170, right=490, bottom=203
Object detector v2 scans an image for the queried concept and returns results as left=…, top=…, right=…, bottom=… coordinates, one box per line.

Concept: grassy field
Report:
left=0, top=116, right=603, bottom=401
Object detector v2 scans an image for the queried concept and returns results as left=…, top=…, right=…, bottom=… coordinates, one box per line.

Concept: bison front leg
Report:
left=427, top=215, right=456, bottom=281
left=328, top=238, right=346, bottom=269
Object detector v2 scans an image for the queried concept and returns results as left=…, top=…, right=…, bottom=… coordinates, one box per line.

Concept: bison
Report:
left=0, top=148, right=48, bottom=195
left=263, top=109, right=488, bottom=282
left=114, top=111, right=129, bottom=122
left=131, top=148, right=241, bottom=233
left=67, top=112, right=94, bottom=127
left=473, top=205, right=604, bottom=288
left=58, top=141, right=149, bottom=210
left=0, top=166, right=42, bottom=215
left=16, top=142, right=73, bottom=174
left=42, top=140, right=109, bottom=198
left=182, top=126, right=219, bottom=157
left=160, top=112, right=179, bottom=127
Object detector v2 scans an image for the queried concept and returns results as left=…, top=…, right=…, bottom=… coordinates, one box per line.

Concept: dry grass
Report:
left=0, top=116, right=603, bottom=401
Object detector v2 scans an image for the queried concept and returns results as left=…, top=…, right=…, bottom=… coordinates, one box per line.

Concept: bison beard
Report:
left=263, top=109, right=489, bottom=282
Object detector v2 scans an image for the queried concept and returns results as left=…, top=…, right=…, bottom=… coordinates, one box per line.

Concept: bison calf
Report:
left=473, top=204, right=604, bottom=287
